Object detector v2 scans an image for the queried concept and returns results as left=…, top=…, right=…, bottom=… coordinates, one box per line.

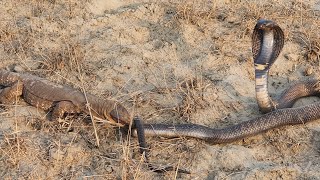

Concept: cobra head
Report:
left=256, top=19, right=277, bottom=31
left=252, top=19, right=284, bottom=70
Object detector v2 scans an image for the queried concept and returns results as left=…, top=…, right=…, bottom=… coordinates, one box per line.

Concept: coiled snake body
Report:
left=135, top=19, right=320, bottom=143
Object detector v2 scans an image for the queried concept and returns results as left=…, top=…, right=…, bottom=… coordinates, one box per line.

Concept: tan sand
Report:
left=0, top=0, right=320, bottom=179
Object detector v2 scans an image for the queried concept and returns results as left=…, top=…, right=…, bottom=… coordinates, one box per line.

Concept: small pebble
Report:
left=104, top=166, right=113, bottom=173
left=284, top=53, right=299, bottom=61
left=305, top=67, right=313, bottom=76
left=13, top=65, right=24, bottom=72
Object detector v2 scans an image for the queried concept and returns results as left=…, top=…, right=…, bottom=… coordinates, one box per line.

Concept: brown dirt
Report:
left=1, top=0, right=320, bottom=179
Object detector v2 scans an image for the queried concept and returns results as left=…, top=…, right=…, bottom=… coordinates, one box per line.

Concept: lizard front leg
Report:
left=0, top=80, right=23, bottom=104
left=50, top=101, right=81, bottom=121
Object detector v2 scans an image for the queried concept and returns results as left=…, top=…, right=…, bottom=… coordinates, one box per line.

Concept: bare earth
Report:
left=1, top=0, right=320, bottom=179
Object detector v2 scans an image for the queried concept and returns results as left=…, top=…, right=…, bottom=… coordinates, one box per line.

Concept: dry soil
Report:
left=1, top=0, right=320, bottom=179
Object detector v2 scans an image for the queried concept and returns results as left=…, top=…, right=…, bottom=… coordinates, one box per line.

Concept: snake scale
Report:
left=134, top=19, right=320, bottom=143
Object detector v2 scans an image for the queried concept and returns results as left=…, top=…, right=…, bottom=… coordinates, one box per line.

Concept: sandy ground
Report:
left=1, top=0, right=320, bottom=179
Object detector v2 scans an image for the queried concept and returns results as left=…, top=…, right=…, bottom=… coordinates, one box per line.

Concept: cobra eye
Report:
left=259, top=24, right=267, bottom=29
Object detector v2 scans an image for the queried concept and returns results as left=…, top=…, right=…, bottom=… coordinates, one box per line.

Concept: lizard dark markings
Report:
left=0, top=69, right=131, bottom=125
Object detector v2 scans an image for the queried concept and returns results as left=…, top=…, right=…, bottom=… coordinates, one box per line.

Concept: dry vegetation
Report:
left=1, top=0, right=320, bottom=179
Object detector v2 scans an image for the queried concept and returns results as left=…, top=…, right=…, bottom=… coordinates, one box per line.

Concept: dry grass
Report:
left=0, top=0, right=88, bottom=74
left=1, top=0, right=320, bottom=179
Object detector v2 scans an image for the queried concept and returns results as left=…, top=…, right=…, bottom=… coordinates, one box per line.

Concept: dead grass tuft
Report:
left=0, top=134, right=27, bottom=167
left=304, top=40, right=320, bottom=64
left=0, top=0, right=89, bottom=74
left=176, top=77, right=210, bottom=119
left=174, top=1, right=215, bottom=26
left=0, top=22, right=33, bottom=57
left=40, top=41, right=86, bottom=72
left=292, top=29, right=320, bottom=66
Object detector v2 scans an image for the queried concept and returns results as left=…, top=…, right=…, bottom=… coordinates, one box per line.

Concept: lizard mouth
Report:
left=109, top=107, right=131, bottom=125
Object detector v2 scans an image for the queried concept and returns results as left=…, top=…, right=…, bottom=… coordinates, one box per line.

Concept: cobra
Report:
left=133, top=19, right=320, bottom=144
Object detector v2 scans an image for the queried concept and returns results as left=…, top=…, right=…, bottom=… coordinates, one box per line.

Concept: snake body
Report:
left=141, top=103, right=320, bottom=143
left=135, top=19, right=320, bottom=143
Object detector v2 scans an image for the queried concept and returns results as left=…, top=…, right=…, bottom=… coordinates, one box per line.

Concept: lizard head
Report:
left=109, top=103, right=131, bottom=125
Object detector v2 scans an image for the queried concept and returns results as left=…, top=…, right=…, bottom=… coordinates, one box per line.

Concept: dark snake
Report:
left=133, top=19, right=320, bottom=144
